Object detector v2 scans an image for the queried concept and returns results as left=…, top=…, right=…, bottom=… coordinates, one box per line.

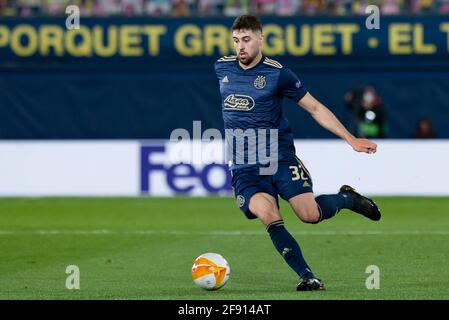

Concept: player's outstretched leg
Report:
left=291, top=189, right=380, bottom=224
left=339, top=185, right=381, bottom=221
left=290, top=192, right=352, bottom=224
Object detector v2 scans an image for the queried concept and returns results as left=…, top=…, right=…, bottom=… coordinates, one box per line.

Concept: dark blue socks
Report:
left=315, top=193, right=353, bottom=222
left=265, top=193, right=354, bottom=279
left=267, top=220, right=314, bottom=280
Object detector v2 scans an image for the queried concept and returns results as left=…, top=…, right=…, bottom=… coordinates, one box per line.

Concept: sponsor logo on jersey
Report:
left=224, top=94, right=255, bottom=111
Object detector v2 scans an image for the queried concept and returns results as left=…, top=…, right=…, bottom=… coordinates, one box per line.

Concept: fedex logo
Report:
left=140, top=145, right=232, bottom=195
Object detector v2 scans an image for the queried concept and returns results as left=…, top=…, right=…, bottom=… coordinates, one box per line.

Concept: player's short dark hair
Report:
left=231, top=15, right=263, bottom=33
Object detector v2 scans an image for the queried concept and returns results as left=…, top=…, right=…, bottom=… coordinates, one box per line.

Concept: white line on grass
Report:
left=0, top=230, right=448, bottom=236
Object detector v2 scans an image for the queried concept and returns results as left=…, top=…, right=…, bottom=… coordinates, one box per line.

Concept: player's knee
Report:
left=256, top=206, right=280, bottom=225
left=298, top=209, right=321, bottom=224
left=249, top=199, right=279, bottom=225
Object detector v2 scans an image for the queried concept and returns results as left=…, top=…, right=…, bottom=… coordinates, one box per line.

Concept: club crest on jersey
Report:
left=224, top=94, right=255, bottom=111
left=254, top=75, right=266, bottom=89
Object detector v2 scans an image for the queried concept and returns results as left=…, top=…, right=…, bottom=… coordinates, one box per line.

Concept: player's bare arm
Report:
left=298, top=92, right=377, bottom=154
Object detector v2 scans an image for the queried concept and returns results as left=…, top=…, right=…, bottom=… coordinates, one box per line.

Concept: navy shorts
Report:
left=231, top=157, right=314, bottom=219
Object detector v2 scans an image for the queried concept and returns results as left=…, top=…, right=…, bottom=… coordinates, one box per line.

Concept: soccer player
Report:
left=214, top=15, right=381, bottom=291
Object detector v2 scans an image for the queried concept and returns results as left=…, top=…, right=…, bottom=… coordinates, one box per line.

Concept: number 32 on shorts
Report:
left=289, top=165, right=309, bottom=181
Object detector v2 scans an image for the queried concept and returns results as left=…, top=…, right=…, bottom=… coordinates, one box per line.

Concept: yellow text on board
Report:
left=0, top=22, right=448, bottom=58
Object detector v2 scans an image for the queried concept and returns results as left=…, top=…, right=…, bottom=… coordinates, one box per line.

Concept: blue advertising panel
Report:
left=1, top=16, right=449, bottom=70
left=0, top=17, right=448, bottom=140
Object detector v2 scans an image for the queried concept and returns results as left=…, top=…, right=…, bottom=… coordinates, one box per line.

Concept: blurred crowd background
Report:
left=1, top=0, right=449, bottom=17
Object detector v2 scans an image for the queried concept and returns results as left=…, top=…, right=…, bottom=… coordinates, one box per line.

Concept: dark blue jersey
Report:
left=214, top=55, right=308, bottom=170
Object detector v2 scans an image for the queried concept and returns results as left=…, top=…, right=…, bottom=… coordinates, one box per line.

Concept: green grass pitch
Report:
left=0, top=196, right=448, bottom=300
